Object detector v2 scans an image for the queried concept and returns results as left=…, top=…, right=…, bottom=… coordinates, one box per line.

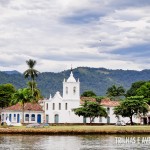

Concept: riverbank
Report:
left=0, top=125, right=150, bottom=135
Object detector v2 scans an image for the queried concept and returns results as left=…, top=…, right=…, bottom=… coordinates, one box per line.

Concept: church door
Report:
left=107, top=116, right=110, bottom=124
left=37, top=114, right=41, bottom=123
left=46, top=115, right=49, bottom=123
left=17, top=114, right=20, bottom=123
left=54, top=114, right=59, bottom=123
left=9, top=114, right=12, bottom=122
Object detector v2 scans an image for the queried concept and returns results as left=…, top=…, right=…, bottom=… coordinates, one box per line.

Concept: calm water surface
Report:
left=0, top=134, right=150, bottom=150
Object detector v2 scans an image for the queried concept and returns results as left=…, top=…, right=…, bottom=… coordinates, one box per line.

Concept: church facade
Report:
left=43, top=71, right=83, bottom=123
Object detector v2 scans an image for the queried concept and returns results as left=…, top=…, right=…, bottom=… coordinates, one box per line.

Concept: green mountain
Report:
left=0, top=67, right=150, bottom=97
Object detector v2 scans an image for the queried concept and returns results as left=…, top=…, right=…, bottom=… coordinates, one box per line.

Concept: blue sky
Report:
left=0, top=0, right=150, bottom=72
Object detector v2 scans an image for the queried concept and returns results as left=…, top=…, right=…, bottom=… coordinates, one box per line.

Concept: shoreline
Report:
left=0, top=125, right=150, bottom=135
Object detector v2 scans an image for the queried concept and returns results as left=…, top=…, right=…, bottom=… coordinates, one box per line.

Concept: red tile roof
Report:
left=3, top=103, right=43, bottom=111
left=80, top=97, right=120, bottom=107
left=101, top=98, right=120, bottom=107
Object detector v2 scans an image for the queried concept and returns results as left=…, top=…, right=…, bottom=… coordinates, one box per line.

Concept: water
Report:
left=0, top=134, right=150, bottom=150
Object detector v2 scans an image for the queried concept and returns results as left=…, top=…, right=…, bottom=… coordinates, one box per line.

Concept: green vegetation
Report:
left=81, top=90, right=96, bottom=97
left=0, top=83, right=16, bottom=108
left=0, top=67, right=150, bottom=97
left=73, top=101, right=107, bottom=123
left=24, top=59, right=40, bottom=96
left=12, top=88, right=33, bottom=123
left=106, top=85, right=125, bottom=100
left=114, top=96, right=149, bottom=125
left=126, top=81, right=146, bottom=97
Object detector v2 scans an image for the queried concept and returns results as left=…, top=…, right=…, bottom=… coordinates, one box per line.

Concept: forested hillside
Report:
left=0, top=67, right=150, bottom=97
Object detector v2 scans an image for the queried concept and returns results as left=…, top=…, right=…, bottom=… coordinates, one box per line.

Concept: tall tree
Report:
left=12, top=88, right=33, bottom=123
left=24, top=59, right=40, bottom=95
left=27, top=81, right=42, bottom=101
left=136, top=82, right=150, bottom=104
left=81, top=90, right=96, bottom=97
left=106, top=85, right=125, bottom=100
left=0, top=83, right=16, bottom=108
left=126, top=81, right=146, bottom=97
left=73, top=101, right=107, bottom=123
left=114, top=96, right=149, bottom=125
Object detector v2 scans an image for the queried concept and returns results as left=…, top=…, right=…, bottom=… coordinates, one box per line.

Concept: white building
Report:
left=1, top=103, right=44, bottom=125
left=44, top=71, right=83, bottom=123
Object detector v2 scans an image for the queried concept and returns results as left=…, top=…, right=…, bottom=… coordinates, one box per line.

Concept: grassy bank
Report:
left=0, top=125, right=150, bottom=135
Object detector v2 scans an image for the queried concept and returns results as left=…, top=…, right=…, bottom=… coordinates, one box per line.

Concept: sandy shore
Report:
left=0, top=125, right=150, bottom=135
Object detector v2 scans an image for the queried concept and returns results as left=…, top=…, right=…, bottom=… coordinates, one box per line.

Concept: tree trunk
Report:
left=130, top=116, right=133, bottom=125
left=32, top=80, right=34, bottom=96
left=22, top=103, right=24, bottom=124
left=90, top=117, right=95, bottom=124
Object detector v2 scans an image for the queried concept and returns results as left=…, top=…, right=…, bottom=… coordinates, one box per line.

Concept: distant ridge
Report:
left=0, top=67, right=150, bottom=97
left=3, top=70, right=21, bottom=75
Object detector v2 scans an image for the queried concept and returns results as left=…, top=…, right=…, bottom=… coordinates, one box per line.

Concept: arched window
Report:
left=46, top=103, right=48, bottom=110
left=31, top=114, right=35, bottom=121
left=65, top=103, right=68, bottom=110
left=59, top=103, right=61, bottom=110
left=73, top=87, right=76, bottom=94
left=25, top=114, right=29, bottom=121
left=66, top=87, right=68, bottom=94
left=53, top=103, right=55, bottom=110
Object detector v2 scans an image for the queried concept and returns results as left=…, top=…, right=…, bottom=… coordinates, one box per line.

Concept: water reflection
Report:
left=0, top=134, right=150, bottom=150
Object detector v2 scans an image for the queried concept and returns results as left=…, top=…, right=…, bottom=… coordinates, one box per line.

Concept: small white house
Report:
left=1, top=103, right=44, bottom=125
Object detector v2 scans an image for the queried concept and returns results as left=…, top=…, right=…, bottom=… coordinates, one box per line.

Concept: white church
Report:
left=43, top=70, right=83, bottom=123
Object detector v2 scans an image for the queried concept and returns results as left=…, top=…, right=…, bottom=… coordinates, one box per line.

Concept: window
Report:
left=31, top=114, right=35, bottom=121
left=73, top=87, right=76, bottom=94
left=65, top=103, right=68, bottom=110
left=46, top=103, right=48, bottom=110
left=59, top=103, right=61, bottom=110
left=46, top=115, right=49, bottom=123
left=53, top=103, right=55, bottom=110
left=2, top=114, right=4, bottom=121
left=66, top=87, right=68, bottom=94
left=14, top=114, right=16, bottom=121
left=107, top=107, right=110, bottom=114
left=99, top=117, right=102, bottom=122
left=25, top=114, right=29, bottom=121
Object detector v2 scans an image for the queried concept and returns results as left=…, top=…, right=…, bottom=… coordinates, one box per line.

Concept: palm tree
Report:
left=12, top=88, right=33, bottom=123
left=106, top=85, right=125, bottom=100
left=27, top=81, right=42, bottom=101
left=24, top=59, right=40, bottom=95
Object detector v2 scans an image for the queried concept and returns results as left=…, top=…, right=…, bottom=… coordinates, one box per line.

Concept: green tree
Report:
left=23, top=59, right=40, bottom=95
left=27, top=81, right=42, bottom=101
left=81, top=90, right=96, bottom=97
left=126, top=81, right=146, bottom=97
left=0, top=83, right=16, bottom=108
left=136, top=82, right=150, bottom=98
left=73, top=101, right=107, bottom=123
left=106, top=85, right=125, bottom=100
left=12, top=88, right=33, bottom=123
left=114, top=96, right=149, bottom=125
left=136, top=82, right=150, bottom=104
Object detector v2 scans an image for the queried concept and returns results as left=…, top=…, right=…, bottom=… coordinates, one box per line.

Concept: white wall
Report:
left=1, top=111, right=44, bottom=124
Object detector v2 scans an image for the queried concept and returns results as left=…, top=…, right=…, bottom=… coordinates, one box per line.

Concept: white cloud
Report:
left=0, top=0, right=150, bottom=72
